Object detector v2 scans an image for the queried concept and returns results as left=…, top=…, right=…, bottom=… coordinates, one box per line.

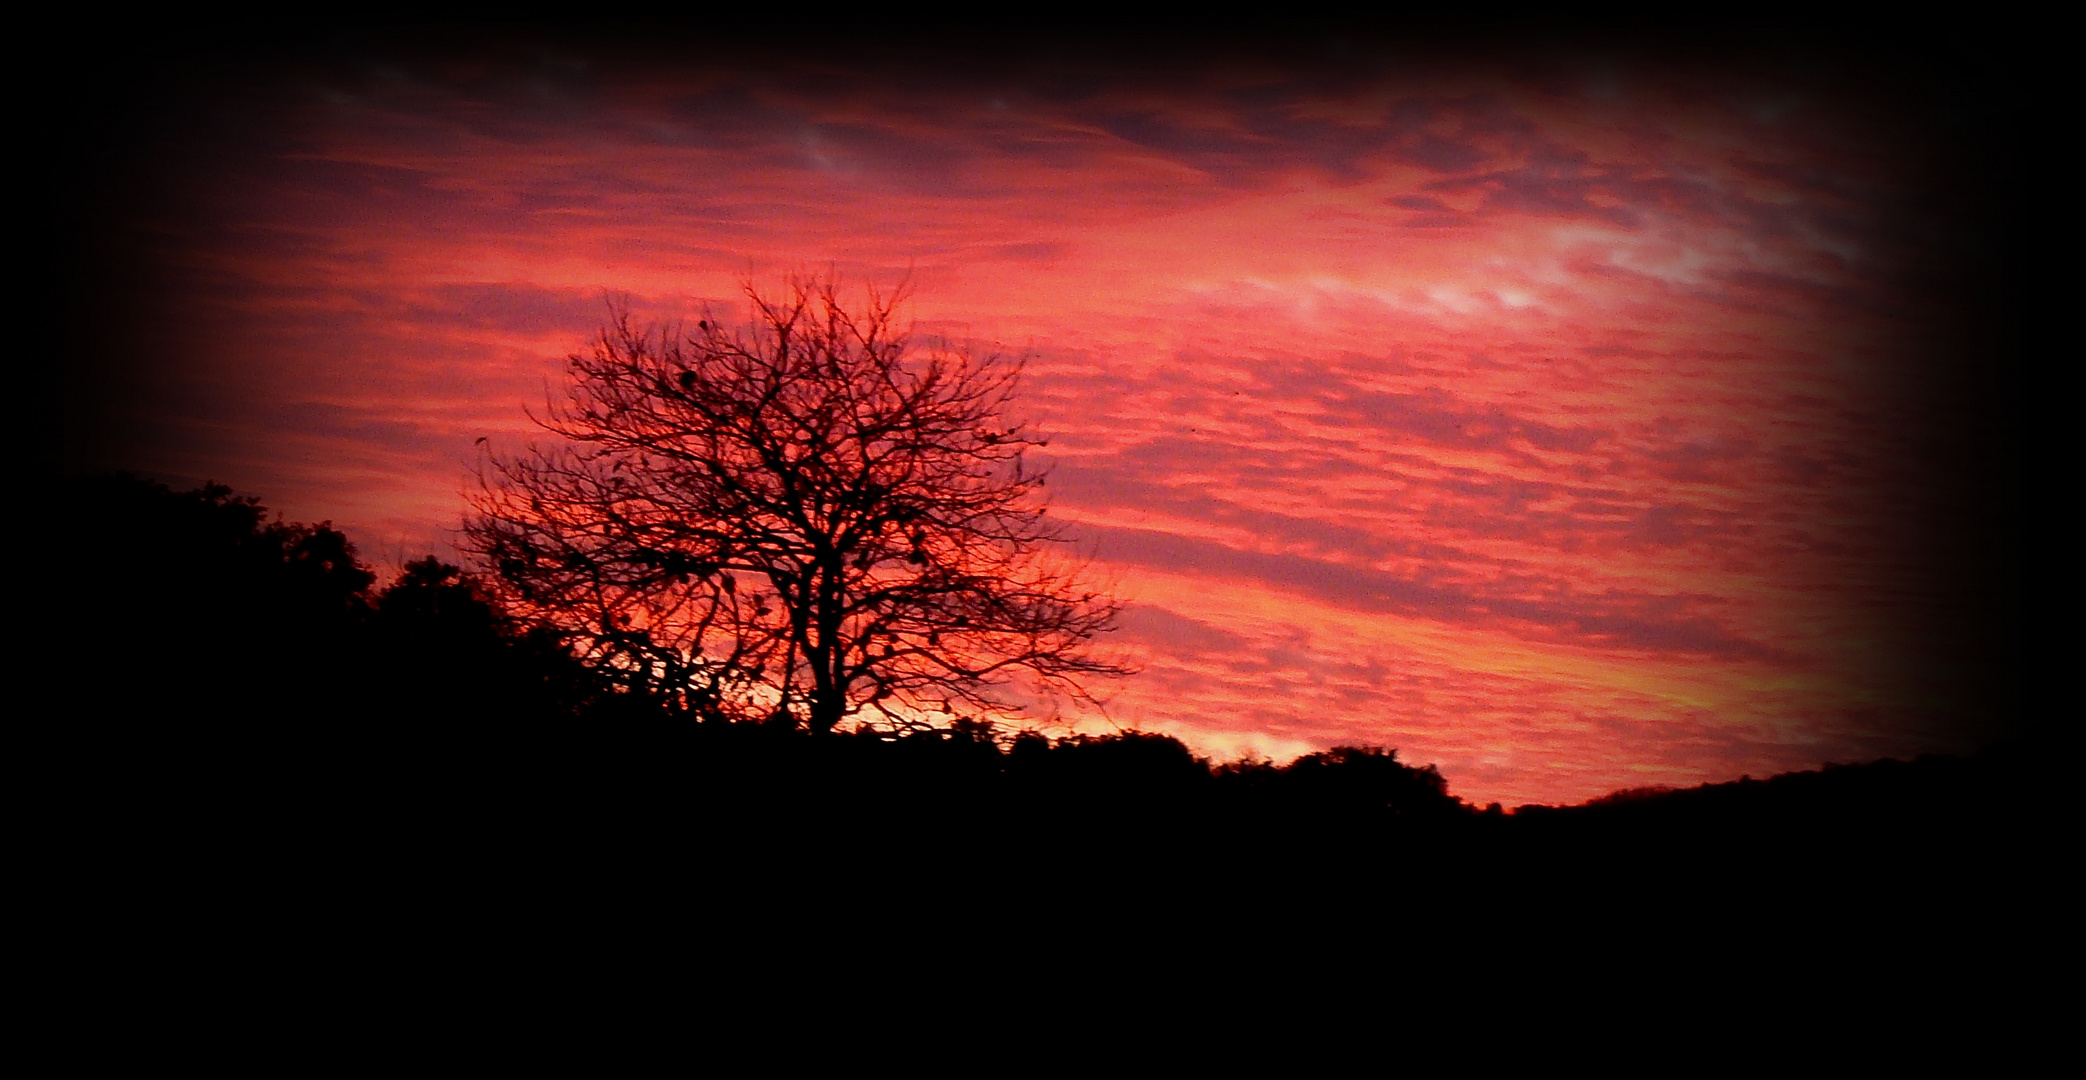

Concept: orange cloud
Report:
left=80, top=41, right=2005, bottom=806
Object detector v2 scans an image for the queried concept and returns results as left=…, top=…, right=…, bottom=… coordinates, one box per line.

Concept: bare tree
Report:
left=465, top=276, right=1127, bottom=733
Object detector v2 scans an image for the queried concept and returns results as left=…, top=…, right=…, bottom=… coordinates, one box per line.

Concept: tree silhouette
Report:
left=466, top=276, right=1128, bottom=733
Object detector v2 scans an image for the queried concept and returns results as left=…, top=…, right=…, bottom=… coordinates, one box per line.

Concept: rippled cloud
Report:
left=75, top=35, right=2005, bottom=804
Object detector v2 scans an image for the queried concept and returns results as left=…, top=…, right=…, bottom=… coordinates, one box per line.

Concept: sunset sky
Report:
left=60, top=29, right=2018, bottom=807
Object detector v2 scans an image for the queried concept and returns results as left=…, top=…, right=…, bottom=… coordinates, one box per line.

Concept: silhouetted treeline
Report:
left=42, top=474, right=616, bottom=894
left=51, top=472, right=608, bottom=729
left=44, top=474, right=2052, bottom=932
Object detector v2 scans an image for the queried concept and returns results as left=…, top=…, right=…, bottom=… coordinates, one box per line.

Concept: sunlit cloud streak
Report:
left=80, top=38, right=2004, bottom=805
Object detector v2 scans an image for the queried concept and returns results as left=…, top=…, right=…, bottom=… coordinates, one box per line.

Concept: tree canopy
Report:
left=466, top=276, right=1127, bottom=733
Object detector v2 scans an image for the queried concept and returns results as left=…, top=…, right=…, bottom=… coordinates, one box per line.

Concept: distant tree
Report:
left=1278, top=746, right=1466, bottom=821
left=62, top=473, right=376, bottom=710
left=371, top=555, right=609, bottom=723
left=465, top=276, right=1128, bottom=734
left=52, top=474, right=605, bottom=732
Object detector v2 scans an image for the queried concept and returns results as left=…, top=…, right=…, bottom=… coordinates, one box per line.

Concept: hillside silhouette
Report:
left=45, top=474, right=2051, bottom=942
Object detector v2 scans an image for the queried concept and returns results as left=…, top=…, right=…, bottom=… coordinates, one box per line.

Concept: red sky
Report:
left=63, top=32, right=2015, bottom=806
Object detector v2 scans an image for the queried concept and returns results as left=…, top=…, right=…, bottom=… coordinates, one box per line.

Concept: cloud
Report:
left=416, top=283, right=612, bottom=335
left=82, top=44, right=2001, bottom=806
left=1114, top=603, right=1250, bottom=658
left=1084, top=525, right=1787, bottom=662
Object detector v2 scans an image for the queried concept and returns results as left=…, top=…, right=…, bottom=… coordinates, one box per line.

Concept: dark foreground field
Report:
left=39, top=474, right=2057, bottom=987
